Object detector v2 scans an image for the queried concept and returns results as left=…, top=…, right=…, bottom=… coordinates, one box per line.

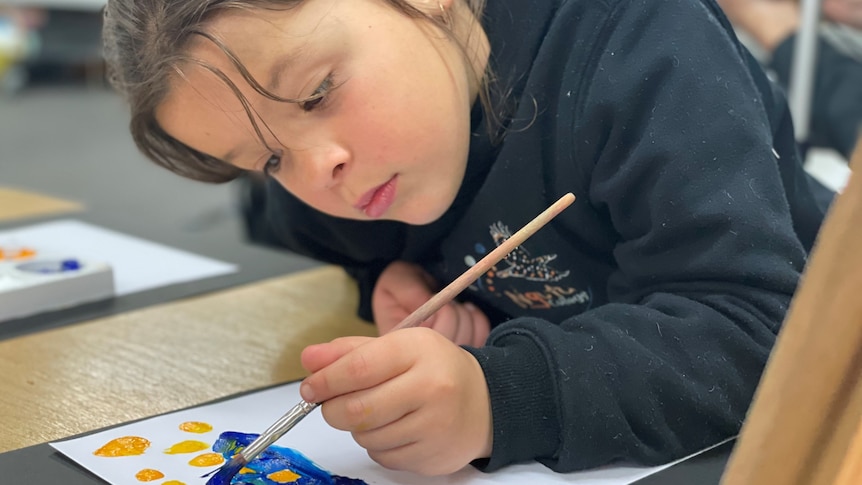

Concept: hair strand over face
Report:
left=103, top=0, right=495, bottom=183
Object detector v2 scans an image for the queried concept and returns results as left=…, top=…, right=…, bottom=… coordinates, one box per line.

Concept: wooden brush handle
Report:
left=391, top=192, right=576, bottom=332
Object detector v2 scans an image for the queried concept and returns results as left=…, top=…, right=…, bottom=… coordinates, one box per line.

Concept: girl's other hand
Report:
left=299, top=328, right=494, bottom=475
left=371, top=261, right=490, bottom=347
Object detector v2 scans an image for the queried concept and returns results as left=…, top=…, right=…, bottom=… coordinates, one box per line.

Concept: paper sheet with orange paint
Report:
left=0, top=219, right=236, bottom=296
left=51, top=381, right=707, bottom=484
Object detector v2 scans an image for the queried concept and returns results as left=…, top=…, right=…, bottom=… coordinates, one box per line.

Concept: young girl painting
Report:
left=103, top=0, right=828, bottom=476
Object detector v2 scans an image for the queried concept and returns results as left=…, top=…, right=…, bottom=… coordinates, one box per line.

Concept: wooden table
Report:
left=0, top=266, right=375, bottom=454
left=0, top=187, right=81, bottom=223
left=0, top=265, right=734, bottom=485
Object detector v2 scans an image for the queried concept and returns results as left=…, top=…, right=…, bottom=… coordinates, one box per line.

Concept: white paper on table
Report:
left=0, top=219, right=237, bottom=296
left=51, top=381, right=724, bottom=485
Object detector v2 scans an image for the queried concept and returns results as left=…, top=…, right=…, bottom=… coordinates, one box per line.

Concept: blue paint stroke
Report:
left=212, top=431, right=367, bottom=485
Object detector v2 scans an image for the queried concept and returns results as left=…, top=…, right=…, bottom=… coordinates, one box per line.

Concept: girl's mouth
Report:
left=354, top=175, right=398, bottom=218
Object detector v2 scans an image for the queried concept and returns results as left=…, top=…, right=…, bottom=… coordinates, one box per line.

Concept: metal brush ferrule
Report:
left=240, top=400, right=321, bottom=461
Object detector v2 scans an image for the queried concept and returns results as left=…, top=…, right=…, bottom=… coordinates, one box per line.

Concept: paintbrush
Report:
left=202, top=192, right=576, bottom=484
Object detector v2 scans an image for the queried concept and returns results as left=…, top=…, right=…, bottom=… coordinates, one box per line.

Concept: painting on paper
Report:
left=86, top=422, right=365, bottom=484
left=52, top=381, right=685, bottom=485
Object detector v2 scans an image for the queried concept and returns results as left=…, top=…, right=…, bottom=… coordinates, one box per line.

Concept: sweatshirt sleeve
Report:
left=465, top=0, right=808, bottom=472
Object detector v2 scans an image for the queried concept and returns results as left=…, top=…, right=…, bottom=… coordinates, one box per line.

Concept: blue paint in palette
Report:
left=17, top=258, right=82, bottom=274
left=211, top=431, right=368, bottom=485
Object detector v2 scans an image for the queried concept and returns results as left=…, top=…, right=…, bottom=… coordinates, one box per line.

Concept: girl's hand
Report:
left=300, top=328, right=494, bottom=476
left=371, top=261, right=490, bottom=347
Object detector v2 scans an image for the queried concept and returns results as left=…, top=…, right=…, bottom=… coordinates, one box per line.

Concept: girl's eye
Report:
left=299, top=75, right=333, bottom=112
left=263, top=154, right=282, bottom=176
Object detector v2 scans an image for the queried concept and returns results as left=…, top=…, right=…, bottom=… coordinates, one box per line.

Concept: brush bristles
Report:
left=201, top=455, right=247, bottom=485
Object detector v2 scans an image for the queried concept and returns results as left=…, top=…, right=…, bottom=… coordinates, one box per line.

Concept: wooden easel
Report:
left=721, top=138, right=862, bottom=484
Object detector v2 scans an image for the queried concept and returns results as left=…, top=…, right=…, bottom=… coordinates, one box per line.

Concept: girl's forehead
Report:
left=205, top=0, right=341, bottom=43
left=192, top=3, right=341, bottom=73
left=203, top=8, right=311, bottom=50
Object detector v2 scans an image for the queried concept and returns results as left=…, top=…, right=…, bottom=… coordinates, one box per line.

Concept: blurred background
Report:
left=0, top=0, right=856, bottom=251
left=0, top=1, right=314, bottom=269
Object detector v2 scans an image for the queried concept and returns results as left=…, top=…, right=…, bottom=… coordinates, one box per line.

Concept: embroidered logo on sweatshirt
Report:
left=465, top=221, right=591, bottom=311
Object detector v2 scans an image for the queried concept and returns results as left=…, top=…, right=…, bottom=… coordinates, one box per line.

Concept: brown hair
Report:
left=103, top=0, right=492, bottom=183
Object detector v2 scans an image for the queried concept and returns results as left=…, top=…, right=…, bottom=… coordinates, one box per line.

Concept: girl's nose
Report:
left=292, top=141, right=350, bottom=189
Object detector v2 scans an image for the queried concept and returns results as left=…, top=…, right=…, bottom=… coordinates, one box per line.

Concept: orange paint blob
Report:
left=188, top=452, right=225, bottom=467
left=93, top=436, right=151, bottom=457
left=267, top=469, right=302, bottom=483
left=178, top=421, right=213, bottom=434
left=14, top=248, right=37, bottom=259
left=0, top=248, right=37, bottom=260
left=161, top=481, right=186, bottom=485
left=163, top=440, right=209, bottom=454
left=239, top=467, right=256, bottom=474
left=135, top=469, right=165, bottom=481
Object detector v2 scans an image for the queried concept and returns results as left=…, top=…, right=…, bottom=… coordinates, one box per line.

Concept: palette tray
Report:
left=0, top=246, right=114, bottom=322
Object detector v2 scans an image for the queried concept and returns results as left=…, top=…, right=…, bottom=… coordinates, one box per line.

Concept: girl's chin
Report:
left=393, top=198, right=454, bottom=225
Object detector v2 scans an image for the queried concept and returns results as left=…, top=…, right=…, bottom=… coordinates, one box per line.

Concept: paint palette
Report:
left=0, top=245, right=114, bottom=322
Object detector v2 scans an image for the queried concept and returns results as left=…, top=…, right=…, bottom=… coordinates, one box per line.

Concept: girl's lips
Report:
left=355, top=176, right=398, bottom=218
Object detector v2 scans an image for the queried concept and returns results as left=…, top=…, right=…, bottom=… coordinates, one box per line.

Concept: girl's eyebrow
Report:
left=265, top=49, right=309, bottom=93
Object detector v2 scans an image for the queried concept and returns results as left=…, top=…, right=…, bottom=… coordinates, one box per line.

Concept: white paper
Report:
left=0, top=219, right=236, bottom=296
left=51, top=381, right=699, bottom=485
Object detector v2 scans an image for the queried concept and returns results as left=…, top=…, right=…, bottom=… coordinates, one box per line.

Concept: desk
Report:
left=0, top=266, right=381, bottom=483
left=0, top=263, right=731, bottom=483
left=0, top=266, right=375, bottom=454
left=0, top=176, right=729, bottom=484
left=0, top=202, right=320, bottom=341
left=0, top=188, right=81, bottom=223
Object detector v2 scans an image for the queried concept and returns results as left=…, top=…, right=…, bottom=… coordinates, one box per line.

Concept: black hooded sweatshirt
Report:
left=241, top=0, right=827, bottom=473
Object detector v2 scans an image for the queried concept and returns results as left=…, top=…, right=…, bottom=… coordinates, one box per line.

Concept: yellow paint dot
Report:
left=14, top=248, right=37, bottom=260
left=267, top=469, right=302, bottom=483
left=93, top=436, right=151, bottom=457
left=135, top=469, right=165, bottom=482
left=239, top=467, right=256, bottom=474
left=163, top=440, right=209, bottom=454
left=178, top=421, right=213, bottom=434
left=188, top=452, right=225, bottom=467
left=161, top=481, right=186, bottom=485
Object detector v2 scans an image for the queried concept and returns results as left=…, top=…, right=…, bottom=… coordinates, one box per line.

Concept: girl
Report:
left=103, top=0, right=828, bottom=477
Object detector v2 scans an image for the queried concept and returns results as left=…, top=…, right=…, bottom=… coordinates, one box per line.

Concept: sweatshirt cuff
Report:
left=463, top=329, right=561, bottom=472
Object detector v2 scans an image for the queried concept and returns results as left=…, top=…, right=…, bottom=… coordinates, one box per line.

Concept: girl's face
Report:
left=156, top=0, right=487, bottom=224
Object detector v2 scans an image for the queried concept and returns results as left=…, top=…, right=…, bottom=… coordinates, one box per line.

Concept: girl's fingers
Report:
left=351, top=410, right=423, bottom=454
left=378, top=279, right=431, bottom=316
left=301, top=333, right=413, bottom=403
left=451, top=303, right=475, bottom=346
left=365, top=434, right=466, bottom=476
left=465, top=303, right=491, bottom=347
left=426, top=303, right=459, bottom=341
left=354, top=406, right=453, bottom=474
left=300, top=336, right=373, bottom=373
left=322, top=371, right=419, bottom=433
left=367, top=442, right=418, bottom=473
